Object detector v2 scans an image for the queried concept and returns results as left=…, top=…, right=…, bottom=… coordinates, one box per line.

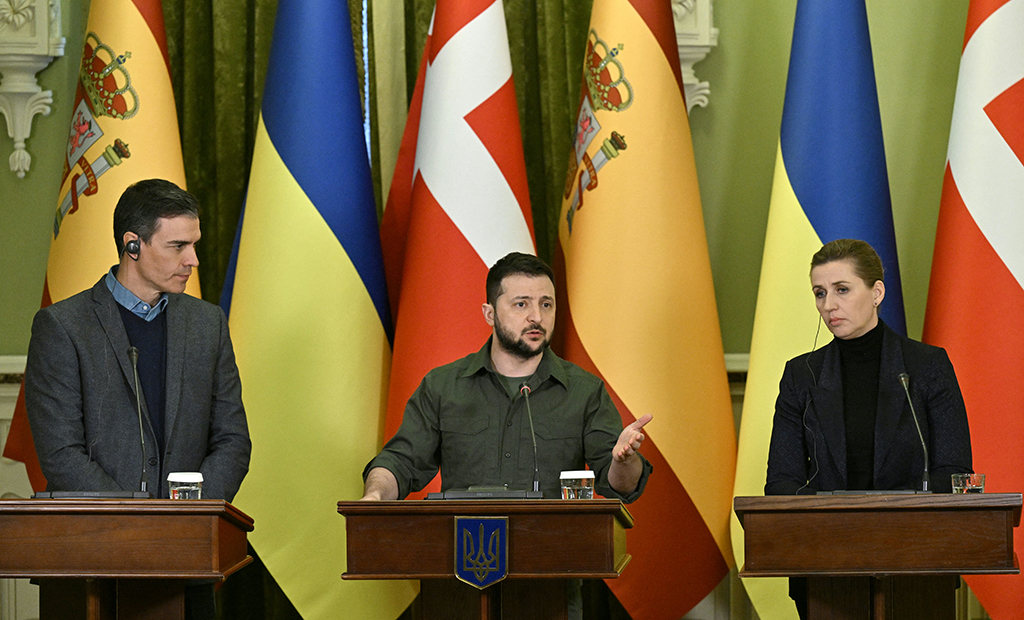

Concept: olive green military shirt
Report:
left=364, top=339, right=652, bottom=501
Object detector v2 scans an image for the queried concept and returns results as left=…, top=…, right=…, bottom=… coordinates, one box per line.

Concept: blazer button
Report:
left=148, top=457, right=158, bottom=466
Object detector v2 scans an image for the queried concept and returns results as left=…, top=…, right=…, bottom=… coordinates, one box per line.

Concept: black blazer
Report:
left=765, top=321, right=972, bottom=495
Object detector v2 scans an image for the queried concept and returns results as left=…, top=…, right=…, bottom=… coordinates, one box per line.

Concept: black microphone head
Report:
left=898, top=373, right=910, bottom=388
left=519, top=383, right=531, bottom=395
left=127, top=346, right=139, bottom=364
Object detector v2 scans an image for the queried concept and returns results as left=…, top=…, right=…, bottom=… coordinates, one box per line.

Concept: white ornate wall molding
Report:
left=0, top=355, right=39, bottom=619
left=1, top=356, right=30, bottom=500
left=0, top=0, right=65, bottom=179
left=673, top=0, right=718, bottom=112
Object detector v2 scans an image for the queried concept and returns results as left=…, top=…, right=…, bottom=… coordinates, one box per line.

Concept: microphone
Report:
left=520, top=383, right=541, bottom=494
left=898, top=373, right=930, bottom=492
left=128, top=347, right=148, bottom=494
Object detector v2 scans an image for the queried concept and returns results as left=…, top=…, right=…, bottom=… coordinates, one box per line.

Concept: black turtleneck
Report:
left=835, top=320, right=884, bottom=490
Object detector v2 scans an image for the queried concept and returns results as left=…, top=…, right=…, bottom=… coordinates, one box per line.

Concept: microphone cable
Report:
left=796, top=316, right=824, bottom=495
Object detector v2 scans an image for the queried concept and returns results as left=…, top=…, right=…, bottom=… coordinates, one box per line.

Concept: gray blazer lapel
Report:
left=164, top=294, right=186, bottom=443
left=92, top=280, right=135, bottom=392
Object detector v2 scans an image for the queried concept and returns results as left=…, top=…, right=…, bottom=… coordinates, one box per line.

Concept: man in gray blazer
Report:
left=25, top=179, right=250, bottom=501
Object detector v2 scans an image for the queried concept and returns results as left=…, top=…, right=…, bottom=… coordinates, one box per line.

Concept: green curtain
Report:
left=162, top=0, right=278, bottom=304
left=160, top=0, right=630, bottom=617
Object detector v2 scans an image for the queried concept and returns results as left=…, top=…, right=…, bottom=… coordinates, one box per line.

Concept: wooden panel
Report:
left=807, top=576, right=869, bottom=620
left=339, top=500, right=631, bottom=580
left=115, top=580, right=186, bottom=620
left=420, top=580, right=500, bottom=620
left=887, top=575, right=957, bottom=620
left=38, top=580, right=114, bottom=620
left=418, top=579, right=567, bottom=620
left=507, top=512, right=618, bottom=577
left=735, top=494, right=1021, bottom=576
left=0, top=499, right=253, bottom=580
left=801, top=575, right=957, bottom=620
left=346, top=513, right=453, bottom=577
left=501, top=580, right=566, bottom=620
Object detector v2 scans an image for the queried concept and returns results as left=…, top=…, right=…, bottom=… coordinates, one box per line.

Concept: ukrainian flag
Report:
left=224, top=1, right=414, bottom=617
left=732, top=1, right=906, bottom=617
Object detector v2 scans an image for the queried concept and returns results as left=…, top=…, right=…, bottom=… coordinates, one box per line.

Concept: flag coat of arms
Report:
left=556, top=1, right=736, bottom=617
left=3, top=0, right=196, bottom=489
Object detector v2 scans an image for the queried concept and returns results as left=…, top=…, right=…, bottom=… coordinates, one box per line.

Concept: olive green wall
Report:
left=691, top=0, right=969, bottom=352
left=0, top=0, right=969, bottom=356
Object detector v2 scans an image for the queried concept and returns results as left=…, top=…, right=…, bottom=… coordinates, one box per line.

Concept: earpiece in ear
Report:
left=124, top=238, right=141, bottom=260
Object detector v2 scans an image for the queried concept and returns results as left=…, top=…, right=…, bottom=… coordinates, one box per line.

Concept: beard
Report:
left=494, top=313, right=549, bottom=361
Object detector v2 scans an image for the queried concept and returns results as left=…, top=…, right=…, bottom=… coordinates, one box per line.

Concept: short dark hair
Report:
left=810, top=238, right=884, bottom=287
left=113, top=179, right=199, bottom=253
left=486, top=252, right=555, bottom=305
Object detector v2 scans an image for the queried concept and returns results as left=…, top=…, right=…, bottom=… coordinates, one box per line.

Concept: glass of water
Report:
left=167, top=472, right=204, bottom=499
left=951, top=473, right=985, bottom=494
left=559, top=470, right=594, bottom=499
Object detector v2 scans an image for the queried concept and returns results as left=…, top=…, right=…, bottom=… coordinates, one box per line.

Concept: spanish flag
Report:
left=924, top=0, right=1024, bottom=616
left=223, top=0, right=412, bottom=617
left=556, top=1, right=736, bottom=617
left=3, top=0, right=195, bottom=488
left=731, top=1, right=906, bottom=617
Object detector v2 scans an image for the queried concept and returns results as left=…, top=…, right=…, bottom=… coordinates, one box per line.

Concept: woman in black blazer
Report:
left=764, top=239, right=973, bottom=618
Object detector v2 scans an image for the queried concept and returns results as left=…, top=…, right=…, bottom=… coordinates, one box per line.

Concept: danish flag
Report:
left=923, top=0, right=1024, bottom=616
left=380, top=0, right=536, bottom=495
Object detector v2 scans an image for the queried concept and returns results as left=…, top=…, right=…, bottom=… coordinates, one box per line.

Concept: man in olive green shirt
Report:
left=361, top=252, right=652, bottom=501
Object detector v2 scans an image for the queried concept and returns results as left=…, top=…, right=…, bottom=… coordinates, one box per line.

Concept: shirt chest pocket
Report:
left=532, top=416, right=583, bottom=470
left=438, top=414, right=491, bottom=474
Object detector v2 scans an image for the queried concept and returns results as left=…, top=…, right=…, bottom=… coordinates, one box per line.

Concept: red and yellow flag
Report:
left=555, top=0, right=736, bottom=617
left=924, top=0, right=1024, bottom=616
left=2, top=0, right=194, bottom=488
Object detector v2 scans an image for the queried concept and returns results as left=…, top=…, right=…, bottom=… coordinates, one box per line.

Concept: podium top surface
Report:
left=338, top=498, right=633, bottom=528
left=0, top=498, right=254, bottom=531
left=734, top=493, right=1022, bottom=527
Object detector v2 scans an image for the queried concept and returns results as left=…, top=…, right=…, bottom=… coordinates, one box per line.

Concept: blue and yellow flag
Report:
left=223, top=1, right=413, bottom=617
left=731, top=1, right=906, bottom=617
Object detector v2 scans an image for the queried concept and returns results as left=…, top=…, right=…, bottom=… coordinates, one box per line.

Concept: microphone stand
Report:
left=128, top=347, right=148, bottom=494
left=520, top=383, right=540, bottom=494
left=898, top=373, right=930, bottom=492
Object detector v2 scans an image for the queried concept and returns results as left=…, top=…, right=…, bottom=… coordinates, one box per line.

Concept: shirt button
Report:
left=507, top=421, right=513, bottom=426
left=148, top=457, right=158, bottom=466
left=504, top=452, right=511, bottom=458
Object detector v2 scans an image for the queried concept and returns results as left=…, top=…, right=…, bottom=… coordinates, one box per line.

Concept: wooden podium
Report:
left=734, top=493, right=1022, bottom=620
left=0, top=499, right=254, bottom=620
left=337, top=499, right=633, bottom=620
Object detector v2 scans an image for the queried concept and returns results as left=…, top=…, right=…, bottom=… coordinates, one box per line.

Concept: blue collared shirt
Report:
left=105, top=266, right=168, bottom=321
